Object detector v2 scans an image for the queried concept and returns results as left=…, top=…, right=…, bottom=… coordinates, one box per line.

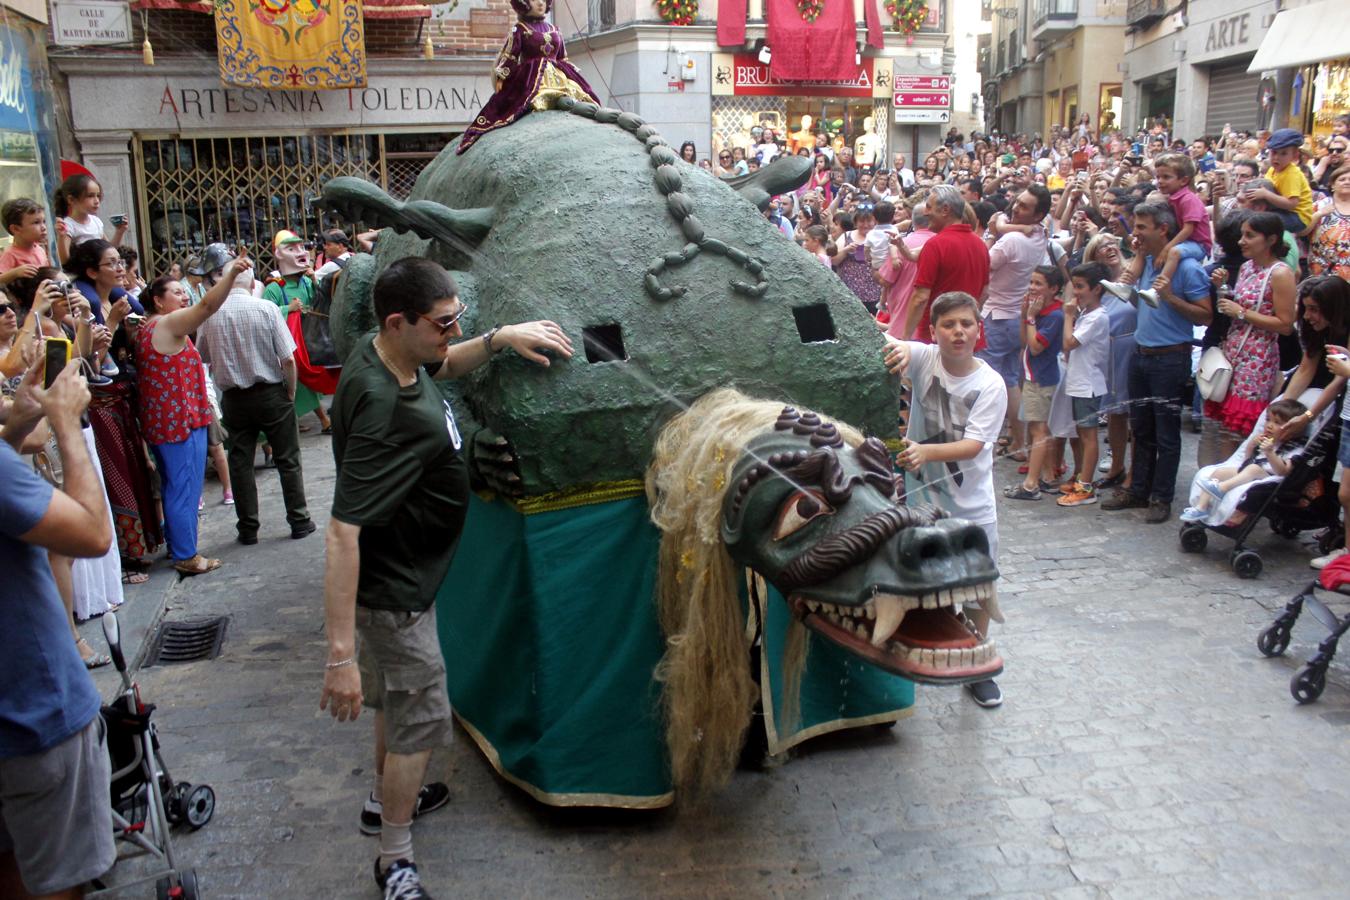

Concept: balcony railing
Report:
left=1032, top=0, right=1078, bottom=28
left=1127, top=0, right=1167, bottom=28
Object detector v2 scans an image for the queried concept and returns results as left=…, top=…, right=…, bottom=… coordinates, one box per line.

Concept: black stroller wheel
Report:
left=180, top=869, right=200, bottom=900
left=156, top=876, right=171, bottom=900
left=165, top=781, right=190, bottom=825
left=1179, top=525, right=1207, bottom=553
left=1231, top=549, right=1263, bottom=579
left=1291, top=667, right=1327, bottom=704
left=184, top=784, right=215, bottom=830
left=1256, top=625, right=1290, bottom=657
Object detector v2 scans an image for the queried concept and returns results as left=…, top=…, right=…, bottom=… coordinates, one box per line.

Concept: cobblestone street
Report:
left=86, top=427, right=1350, bottom=899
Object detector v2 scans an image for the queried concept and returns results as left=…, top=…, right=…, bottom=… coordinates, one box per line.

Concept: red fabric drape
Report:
left=766, top=0, right=858, bottom=82
left=286, top=312, right=341, bottom=395
left=717, top=0, right=749, bottom=46
left=864, top=0, right=886, bottom=50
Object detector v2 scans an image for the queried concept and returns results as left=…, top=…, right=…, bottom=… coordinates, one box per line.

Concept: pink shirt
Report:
left=1168, top=184, right=1212, bottom=254
left=0, top=243, right=49, bottom=272
left=985, top=228, right=1048, bottom=320
left=879, top=229, right=935, bottom=339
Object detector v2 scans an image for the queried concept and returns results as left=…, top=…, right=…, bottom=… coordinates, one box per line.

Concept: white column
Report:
left=73, top=131, right=137, bottom=252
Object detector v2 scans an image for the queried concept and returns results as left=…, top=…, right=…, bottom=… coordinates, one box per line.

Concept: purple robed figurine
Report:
left=456, top=0, right=600, bottom=154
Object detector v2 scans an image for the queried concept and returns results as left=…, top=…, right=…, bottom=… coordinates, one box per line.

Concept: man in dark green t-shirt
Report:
left=319, top=256, right=572, bottom=900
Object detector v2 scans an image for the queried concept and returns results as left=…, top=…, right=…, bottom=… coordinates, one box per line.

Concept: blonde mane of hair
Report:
left=645, top=388, right=862, bottom=799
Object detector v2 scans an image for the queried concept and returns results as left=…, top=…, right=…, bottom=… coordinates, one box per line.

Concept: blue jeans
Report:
left=1274, top=209, right=1307, bottom=237
left=1127, top=350, right=1191, bottom=504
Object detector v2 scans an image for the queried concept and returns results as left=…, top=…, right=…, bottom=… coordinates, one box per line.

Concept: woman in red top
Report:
left=134, top=264, right=244, bottom=575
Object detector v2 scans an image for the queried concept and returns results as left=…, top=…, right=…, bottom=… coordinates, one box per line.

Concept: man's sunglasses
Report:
left=412, top=305, right=468, bottom=333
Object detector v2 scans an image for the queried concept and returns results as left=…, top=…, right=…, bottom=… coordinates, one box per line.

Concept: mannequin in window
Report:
left=855, top=117, right=881, bottom=169
left=788, top=115, right=815, bottom=154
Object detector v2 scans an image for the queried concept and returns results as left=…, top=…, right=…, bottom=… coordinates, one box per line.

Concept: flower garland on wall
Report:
left=797, top=0, right=825, bottom=23
left=654, top=0, right=697, bottom=26
left=885, top=0, right=928, bottom=36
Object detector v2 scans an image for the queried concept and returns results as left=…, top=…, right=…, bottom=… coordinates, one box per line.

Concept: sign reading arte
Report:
left=68, top=72, right=495, bottom=131
left=712, top=53, right=893, bottom=99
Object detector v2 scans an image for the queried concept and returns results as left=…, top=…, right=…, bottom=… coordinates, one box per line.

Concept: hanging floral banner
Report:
left=884, top=0, right=927, bottom=36
left=215, top=0, right=367, bottom=89
left=797, top=0, right=824, bottom=23
left=654, top=0, right=697, bottom=25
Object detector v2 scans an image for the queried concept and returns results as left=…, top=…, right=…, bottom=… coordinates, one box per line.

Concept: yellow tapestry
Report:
left=215, top=0, right=367, bottom=90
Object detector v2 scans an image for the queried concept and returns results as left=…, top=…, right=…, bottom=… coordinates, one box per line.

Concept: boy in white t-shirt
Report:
left=884, top=290, right=1009, bottom=708
left=1058, top=262, right=1112, bottom=508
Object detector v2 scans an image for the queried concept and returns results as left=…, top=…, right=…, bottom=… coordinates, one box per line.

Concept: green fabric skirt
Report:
left=436, top=493, right=916, bottom=807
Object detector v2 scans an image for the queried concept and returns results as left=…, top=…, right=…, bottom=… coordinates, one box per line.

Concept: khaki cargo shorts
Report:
left=356, top=605, right=453, bottom=755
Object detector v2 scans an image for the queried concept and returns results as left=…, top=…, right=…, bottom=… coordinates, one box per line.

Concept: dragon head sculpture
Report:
left=722, top=409, right=1002, bottom=685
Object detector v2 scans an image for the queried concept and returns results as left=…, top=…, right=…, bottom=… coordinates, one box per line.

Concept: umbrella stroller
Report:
left=1177, top=391, right=1342, bottom=578
left=1256, top=578, right=1349, bottom=703
left=87, top=611, right=215, bottom=899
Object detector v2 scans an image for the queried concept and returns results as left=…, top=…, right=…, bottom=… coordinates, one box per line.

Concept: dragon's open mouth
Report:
left=791, top=584, right=1003, bottom=685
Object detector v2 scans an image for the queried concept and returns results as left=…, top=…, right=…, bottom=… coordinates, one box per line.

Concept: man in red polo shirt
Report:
left=901, top=184, right=991, bottom=342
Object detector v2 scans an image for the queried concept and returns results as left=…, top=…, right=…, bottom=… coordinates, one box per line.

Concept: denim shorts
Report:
left=978, top=316, right=1022, bottom=387
left=1339, top=420, right=1350, bottom=470
left=1072, top=394, right=1104, bottom=424
left=1171, top=240, right=1206, bottom=263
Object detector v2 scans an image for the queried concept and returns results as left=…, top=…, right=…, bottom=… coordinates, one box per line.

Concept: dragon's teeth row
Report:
left=805, top=583, right=993, bottom=619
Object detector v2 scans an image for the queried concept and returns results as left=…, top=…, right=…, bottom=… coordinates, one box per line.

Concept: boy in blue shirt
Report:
left=1004, top=266, right=1066, bottom=500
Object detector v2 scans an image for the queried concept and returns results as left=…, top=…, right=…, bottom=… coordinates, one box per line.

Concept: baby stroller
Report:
left=87, top=611, right=215, bottom=899
left=1256, top=576, right=1350, bottom=703
left=1177, top=392, right=1343, bottom=579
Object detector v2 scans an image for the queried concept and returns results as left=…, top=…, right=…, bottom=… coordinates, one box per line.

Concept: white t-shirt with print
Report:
left=902, top=342, right=1007, bottom=525
left=1064, top=306, right=1110, bottom=398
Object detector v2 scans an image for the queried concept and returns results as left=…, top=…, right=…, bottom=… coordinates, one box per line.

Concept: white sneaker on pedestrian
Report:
left=1311, top=547, right=1349, bottom=570
left=1098, top=452, right=1113, bottom=472
left=1100, top=280, right=1135, bottom=301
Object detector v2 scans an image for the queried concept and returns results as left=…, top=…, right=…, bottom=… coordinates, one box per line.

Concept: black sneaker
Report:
left=374, top=858, right=433, bottom=899
left=966, top=679, right=1003, bottom=708
left=360, top=783, right=451, bottom=836
left=236, top=533, right=258, bottom=546
left=290, top=520, right=317, bottom=540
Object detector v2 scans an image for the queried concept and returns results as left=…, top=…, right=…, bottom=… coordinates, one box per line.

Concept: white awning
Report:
left=1248, top=3, right=1350, bottom=73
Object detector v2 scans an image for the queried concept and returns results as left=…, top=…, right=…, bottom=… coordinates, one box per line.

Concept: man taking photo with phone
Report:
left=0, top=358, right=117, bottom=898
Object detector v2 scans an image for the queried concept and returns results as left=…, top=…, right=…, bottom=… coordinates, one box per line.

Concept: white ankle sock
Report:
left=373, top=772, right=384, bottom=805
left=379, top=817, right=413, bottom=872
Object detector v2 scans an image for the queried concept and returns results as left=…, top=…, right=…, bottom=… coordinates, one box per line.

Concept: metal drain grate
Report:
left=144, top=616, right=229, bottom=666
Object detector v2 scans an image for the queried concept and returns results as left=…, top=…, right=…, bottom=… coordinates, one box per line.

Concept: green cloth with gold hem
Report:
left=435, top=492, right=916, bottom=808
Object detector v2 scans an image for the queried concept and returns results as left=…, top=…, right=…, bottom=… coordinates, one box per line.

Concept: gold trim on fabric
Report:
left=507, top=479, right=647, bottom=515
left=454, top=714, right=675, bottom=809
left=530, top=61, right=596, bottom=112
left=750, top=583, right=914, bottom=757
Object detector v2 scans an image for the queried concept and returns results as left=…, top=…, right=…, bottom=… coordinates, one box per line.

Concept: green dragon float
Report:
left=321, top=105, right=1002, bottom=807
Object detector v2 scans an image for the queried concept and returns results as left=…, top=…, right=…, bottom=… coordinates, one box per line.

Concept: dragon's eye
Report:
left=773, top=490, right=833, bottom=540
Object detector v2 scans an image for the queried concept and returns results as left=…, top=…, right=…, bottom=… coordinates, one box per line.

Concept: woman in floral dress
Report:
left=831, top=205, right=882, bottom=314
left=1308, top=164, right=1350, bottom=281
left=1203, top=212, right=1299, bottom=461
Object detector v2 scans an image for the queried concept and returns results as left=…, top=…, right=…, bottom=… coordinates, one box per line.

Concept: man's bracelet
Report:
left=482, top=326, right=502, bottom=355
left=326, top=657, right=356, bottom=670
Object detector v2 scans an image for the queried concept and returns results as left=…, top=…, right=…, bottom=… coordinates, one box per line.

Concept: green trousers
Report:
left=221, top=381, right=311, bottom=539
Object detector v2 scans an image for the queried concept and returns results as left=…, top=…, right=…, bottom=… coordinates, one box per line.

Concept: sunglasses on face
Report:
left=413, top=304, right=468, bottom=333
left=0, top=303, right=14, bottom=314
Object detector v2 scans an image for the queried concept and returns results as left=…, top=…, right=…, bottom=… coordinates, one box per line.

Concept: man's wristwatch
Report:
left=482, top=326, right=502, bottom=355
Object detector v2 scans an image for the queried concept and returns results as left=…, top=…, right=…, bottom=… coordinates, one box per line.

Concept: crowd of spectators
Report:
left=716, top=113, right=1350, bottom=552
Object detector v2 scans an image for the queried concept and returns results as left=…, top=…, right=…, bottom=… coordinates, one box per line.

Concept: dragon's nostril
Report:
left=918, top=537, right=944, bottom=559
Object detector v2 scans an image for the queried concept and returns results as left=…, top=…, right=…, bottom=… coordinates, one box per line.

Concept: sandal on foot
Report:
left=174, top=554, right=222, bottom=577
left=1003, top=484, right=1041, bottom=500
left=121, top=571, right=150, bottom=585
left=1006, top=451, right=1028, bottom=463
left=77, top=638, right=111, bottom=669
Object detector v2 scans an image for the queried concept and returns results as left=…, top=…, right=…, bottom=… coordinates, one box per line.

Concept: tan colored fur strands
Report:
left=645, top=389, right=863, bottom=799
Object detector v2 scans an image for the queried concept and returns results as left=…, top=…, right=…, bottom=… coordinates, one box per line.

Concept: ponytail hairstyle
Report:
left=53, top=174, right=98, bottom=219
